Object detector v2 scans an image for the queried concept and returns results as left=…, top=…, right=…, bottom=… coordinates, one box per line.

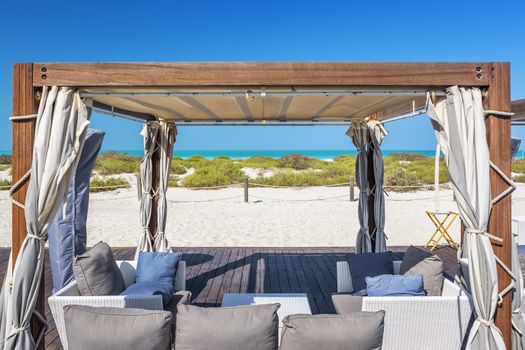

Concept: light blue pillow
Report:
left=136, top=252, right=182, bottom=287
left=366, top=274, right=424, bottom=296
left=121, top=281, right=174, bottom=306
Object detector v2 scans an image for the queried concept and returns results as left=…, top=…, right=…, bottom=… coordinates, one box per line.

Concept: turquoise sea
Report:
left=1, top=149, right=524, bottom=159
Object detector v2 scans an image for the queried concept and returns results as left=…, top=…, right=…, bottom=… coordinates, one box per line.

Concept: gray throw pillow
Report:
left=347, top=251, right=394, bottom=293
left=64, top=305, right=172, bottom=350
left=280, top=312, right=385, bottom=350
left=73, top=241, right=125, bottom=296
left=400, top=245, right=444, bottom=296
left=175, top=303, right=280, bottom=350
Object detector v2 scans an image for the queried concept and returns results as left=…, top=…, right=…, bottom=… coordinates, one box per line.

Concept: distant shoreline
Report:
left=2, top=149, right=525, bottom=159
left=0, top=149, right=443, bottom=159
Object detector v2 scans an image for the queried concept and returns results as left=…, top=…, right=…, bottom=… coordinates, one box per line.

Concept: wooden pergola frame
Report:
left=11, top=62, right=512, bottom=349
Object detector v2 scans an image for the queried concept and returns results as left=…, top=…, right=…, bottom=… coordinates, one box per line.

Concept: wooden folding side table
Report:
left=424, top=211, right=459, bottom=251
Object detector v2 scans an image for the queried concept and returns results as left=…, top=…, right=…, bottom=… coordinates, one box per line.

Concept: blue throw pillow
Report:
left=347, top=252, right=394, bottom=294
left=136, top=252, right=182, bottom=287
left=121, top=281, right=174, bottom=306
left=366, top=274, right=424, bottom=296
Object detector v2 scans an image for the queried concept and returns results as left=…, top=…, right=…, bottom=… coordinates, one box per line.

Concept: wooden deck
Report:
left=0, top=246, right=461, bottom=350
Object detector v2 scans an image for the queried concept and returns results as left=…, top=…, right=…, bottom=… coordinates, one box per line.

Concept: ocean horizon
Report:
left=1, top=149, right=524, bottom=159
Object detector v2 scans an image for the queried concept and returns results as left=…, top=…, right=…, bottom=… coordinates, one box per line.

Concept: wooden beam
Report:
left=32, top=62, right=491, bottom=87
left=12, top=63, right=45, bottom=350
left=485, top=62, right=512, bottom=349
left=512, top=98, right=525, bottom=121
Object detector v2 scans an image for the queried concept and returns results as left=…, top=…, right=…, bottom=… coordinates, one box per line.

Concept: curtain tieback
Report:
left=478, top=317, right=495, bottom=328
left=7, top=324, right=29, bottom=338
left=27, top=233, right=45, bottom=241
left=464, top=228, right=503, bottom=243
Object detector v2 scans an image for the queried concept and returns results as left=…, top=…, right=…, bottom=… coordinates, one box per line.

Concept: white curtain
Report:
left=367, top=119, right=388, bottom=253
left=428, top=86, right=504, bottom=350
left=153, top=121, right=177, bottom=252
left=0, top=86, right=89, bottom=349
left=135, top=122, right=159, bottom=259
left=347, top=122, right=371, bottom=253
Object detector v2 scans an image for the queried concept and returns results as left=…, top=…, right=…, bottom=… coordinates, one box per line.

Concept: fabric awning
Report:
left=81, top=87, right=426, bottom=122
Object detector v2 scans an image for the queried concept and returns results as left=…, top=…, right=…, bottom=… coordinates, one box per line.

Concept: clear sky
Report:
left=1, top=0, right=524, bottom=151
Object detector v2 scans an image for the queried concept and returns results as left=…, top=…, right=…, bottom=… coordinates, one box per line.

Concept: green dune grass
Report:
left=2, top=151, right=524, bottom=190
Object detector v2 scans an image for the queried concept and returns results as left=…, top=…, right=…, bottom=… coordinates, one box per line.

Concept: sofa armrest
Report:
left=175, top=261, right=186, bottom=291
left=336, top=261, right=353, bottom=293
left=362, top=295, right=472, bottom=350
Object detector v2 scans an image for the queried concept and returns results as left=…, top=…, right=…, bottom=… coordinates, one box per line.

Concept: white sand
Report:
left=1, top=182, right=524, bottom=248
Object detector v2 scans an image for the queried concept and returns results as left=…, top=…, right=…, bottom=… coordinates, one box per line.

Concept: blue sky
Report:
left=1, top=0, right=524, bottom=151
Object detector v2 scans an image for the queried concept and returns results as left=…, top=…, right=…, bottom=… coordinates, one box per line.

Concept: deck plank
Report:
left=0, top=245, right=477, bottom=350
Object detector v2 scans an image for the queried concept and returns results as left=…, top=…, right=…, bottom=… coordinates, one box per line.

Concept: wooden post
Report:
left=485, top=62, right=512, bottom=348
left=11, top=63, right=44, bottom=350
left=148, top=147, right=160, bottom=241
left=244, top=176, right=249, bottom=203
left=349, top=176, right=354, bottom=201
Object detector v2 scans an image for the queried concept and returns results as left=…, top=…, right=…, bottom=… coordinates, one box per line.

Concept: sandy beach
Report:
left=1, top=177, right=524, bottom=248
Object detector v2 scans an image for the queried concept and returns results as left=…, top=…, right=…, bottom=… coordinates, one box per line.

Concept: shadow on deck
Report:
left=0, top=246, right=460, bottom=350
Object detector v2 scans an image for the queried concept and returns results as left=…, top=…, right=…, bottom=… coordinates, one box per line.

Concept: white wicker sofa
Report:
left=334, top=260, right=473, bottom=350
left=49, top=260, right=186, bottom=350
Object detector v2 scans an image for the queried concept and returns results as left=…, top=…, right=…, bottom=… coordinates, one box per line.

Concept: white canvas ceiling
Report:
left=81, top=87, right=427, bottom=122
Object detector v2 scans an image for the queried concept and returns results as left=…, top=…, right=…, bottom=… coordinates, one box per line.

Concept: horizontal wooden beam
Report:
left=512, top=99, right=525, bottom=121
left=31, top=62, right=493, bottom=87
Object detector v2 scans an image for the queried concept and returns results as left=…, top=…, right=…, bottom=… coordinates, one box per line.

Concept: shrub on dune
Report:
left=90, top=177, right=130, bottom=192
left=95, top=152, right=141, bottom=175
left=241, top=157, right=280, bottom=169
left=384, top=168, right=420, bottom=192
left=182, top=159, right=244, bottom=187
left=0, top=179, right=12, bottom=190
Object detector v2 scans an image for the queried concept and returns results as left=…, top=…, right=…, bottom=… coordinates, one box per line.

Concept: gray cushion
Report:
left=64, top=305, right=172, bottom=350
left=400, top=246, right=444, bottom=296
left=280, top=312, right=385, bottom=350
left=331, top=294, right=363, bottom=314
left=175, top=303, right=280, bottom=350
left=347, top=252, right=394, bottom=293
left=164, top=290, right=192, bottom=339
left=73, top=241, right=125, bottom=296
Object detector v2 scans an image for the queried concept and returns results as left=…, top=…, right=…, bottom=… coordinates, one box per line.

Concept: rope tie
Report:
left=8, top=324, right=29, bottom=337
left=10, top=114, right=37, bottom=121
left=478, top=318, right=495, bottom=327
left=464, top=228, right=503, bottom=243
left=9, top=169, right=31, bottom=209
left=27, top=233, right=45, bottom=241
left=484, top=110, right=515, bottom=118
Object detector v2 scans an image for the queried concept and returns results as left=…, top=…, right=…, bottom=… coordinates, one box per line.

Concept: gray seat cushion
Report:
left=174, top=303, right=280, bottom=350
left=331, top=294, right=363, bottom=314
left=64, top=305, right=172, bottom=350
left=400, top=246, right=444, bottom=296
left=280, top=311, right=385, bottom=350
left=164, top=290, right=192, bottom=340
left=73, top=241, right=125, bottom=296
